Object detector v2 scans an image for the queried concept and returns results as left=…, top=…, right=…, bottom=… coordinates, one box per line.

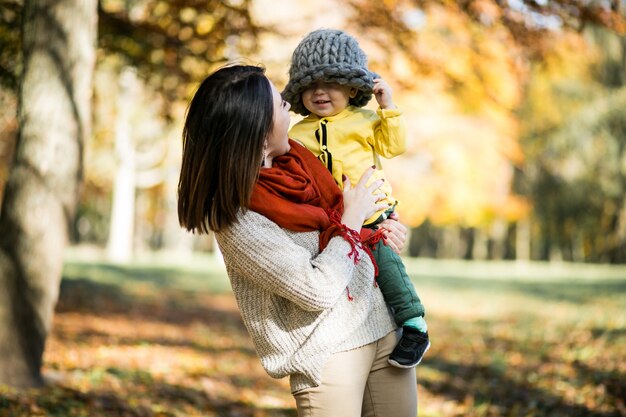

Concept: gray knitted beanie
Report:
left=282, top=29, right=377, bottom=116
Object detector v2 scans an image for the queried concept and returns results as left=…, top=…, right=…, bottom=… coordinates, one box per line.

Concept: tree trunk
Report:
left=472, top=227, right=488, bottom=260
left=487, top=219, right=507, bottom=260
left=515, top=218, right=531, bottom=261
left=106, top=68, right=137, bottom=263
left=0, top=0, right=96, bottom=387
left=160, top=162, right=195, bottom=255
left=0, top=90, right=18, bottom=202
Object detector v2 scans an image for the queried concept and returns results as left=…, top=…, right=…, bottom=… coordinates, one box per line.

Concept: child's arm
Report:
left=373, top=78, right=397, bottom=110
left=371, top=78, right=406, bottom=158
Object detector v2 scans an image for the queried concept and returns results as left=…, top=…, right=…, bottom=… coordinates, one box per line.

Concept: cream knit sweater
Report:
left=215, top=210, right=397, bottom=393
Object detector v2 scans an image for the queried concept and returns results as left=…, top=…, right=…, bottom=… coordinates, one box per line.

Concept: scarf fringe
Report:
left=327, top=209, right=383, bottom=299
left=362, top=228, right=386, bottom=288
left=326, top=209, right=363, bottom=263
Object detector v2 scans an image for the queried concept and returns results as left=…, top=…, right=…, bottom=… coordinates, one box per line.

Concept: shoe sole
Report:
left=387, top=340, right=431, bottom=369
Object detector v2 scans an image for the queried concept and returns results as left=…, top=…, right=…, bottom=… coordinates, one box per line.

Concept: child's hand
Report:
left=373, top=78, right=397, bottom=110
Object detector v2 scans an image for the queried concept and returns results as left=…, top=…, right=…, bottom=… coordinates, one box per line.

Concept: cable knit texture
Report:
left=282, top=29, right=378, bottom=116
left=215, top=210, right=396, bottom=393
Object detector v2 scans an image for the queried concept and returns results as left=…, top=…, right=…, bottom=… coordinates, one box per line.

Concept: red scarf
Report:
left=249, top=140, right=377, bottom=262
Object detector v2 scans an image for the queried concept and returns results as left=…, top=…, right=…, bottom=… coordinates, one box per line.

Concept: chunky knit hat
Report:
left=282, top=29, right=376, bottom=116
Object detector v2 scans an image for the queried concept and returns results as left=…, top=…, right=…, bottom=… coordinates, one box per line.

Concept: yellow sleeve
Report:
left=370, top=108, right=407, bottom=158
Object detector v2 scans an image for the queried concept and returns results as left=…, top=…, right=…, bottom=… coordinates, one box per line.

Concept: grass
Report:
left=0, top=248, right=624, bottom=417
left=400, top=258, right=626, bottom=417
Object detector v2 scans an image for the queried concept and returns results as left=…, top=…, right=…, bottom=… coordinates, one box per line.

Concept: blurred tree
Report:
left=345, top=0, right=625, bottom=260
left=106, top=67, right=139, bottom=262
left=0, top=0, right=262, bottom=101
left=347, top=0, right=625, bottom=61
left=102, top=65, right=179, bottom=261
left=0, top=89, right=17, bottom=204
left=91, top=0, right=262, bottom=259
left=0, top=0, right=97, bottom=387
left=0, top=1, right=21, bottom=202
left=517, top=26, right=626, bottom=262
left=346, top=0, right=529, bottom=257
left=96, top=0, right=261, bottom=109
left=0, top=0, right=264, bottom=388
left=0, top=0, right=263, bottom=241
left=0, top=0, right=21, bottom=91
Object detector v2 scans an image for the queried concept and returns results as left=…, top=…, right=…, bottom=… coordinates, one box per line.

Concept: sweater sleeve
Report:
left=215, top=211, right=362, bottom=312
left=370, top=108, right=407, bottom=158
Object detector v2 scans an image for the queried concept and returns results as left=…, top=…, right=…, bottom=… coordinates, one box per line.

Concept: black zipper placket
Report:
left=314, top=119, right=332, bottom=173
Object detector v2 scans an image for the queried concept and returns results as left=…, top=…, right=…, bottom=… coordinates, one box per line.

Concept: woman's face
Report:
left=265, top=81, right=291, bottom=160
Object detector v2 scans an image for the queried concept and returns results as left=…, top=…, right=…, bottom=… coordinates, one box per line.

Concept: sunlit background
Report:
left=1, top=1, right=625, bottom=416
left=2, top=0, right=626, bottom=263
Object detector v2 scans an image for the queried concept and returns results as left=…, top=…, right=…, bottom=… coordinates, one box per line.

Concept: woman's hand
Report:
left=378, top=217, right=408, bottom=254
left=341, top=166, right=388, bottom=231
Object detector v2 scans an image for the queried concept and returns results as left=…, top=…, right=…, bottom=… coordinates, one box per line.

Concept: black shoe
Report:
left=388, top=326, right=430, bottom=368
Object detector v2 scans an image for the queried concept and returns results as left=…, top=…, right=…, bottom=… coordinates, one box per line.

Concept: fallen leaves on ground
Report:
left=1, top=260, right=625, bottom=417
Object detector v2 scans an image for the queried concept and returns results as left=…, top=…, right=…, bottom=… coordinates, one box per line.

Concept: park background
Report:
left=0, top=0, right=625, bottom=416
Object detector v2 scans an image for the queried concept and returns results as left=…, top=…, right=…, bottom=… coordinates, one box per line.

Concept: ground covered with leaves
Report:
left=1, top=251, right=625, bottom=417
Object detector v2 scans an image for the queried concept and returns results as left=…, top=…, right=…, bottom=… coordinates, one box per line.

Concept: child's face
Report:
left=301, top=81, right=356, bottom=117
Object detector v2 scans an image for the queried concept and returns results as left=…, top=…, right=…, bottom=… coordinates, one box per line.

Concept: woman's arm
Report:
left=216, top=211, right=361, bottom=312
left=217, top=166, right=387, bottom=312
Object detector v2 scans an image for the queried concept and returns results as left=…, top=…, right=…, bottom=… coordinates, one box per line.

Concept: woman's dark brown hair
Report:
left=177, top=65, right=274, bottom=233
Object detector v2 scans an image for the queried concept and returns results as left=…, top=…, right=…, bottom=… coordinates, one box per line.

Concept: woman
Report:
left=177, top=64, right=417, bottom=417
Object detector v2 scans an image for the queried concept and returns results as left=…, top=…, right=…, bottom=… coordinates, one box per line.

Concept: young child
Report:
left=282, top=28, right=430, bottom=368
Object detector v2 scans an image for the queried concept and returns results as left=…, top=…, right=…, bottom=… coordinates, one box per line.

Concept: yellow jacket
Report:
left=289, top=105, right=406, bottom=225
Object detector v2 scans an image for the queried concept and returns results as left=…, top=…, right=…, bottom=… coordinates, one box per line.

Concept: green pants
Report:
left=369, top=234, right=425, bottom=326
left=366, top=207, right=425, bottom=325
left=371, top=239, right=425, bottom=325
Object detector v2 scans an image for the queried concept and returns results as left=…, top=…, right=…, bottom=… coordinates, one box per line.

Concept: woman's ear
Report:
left=349, top=88, right=358, bottom=98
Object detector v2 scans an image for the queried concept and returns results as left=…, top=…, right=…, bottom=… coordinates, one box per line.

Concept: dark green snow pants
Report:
left=366, top=207, right=425, bottom=325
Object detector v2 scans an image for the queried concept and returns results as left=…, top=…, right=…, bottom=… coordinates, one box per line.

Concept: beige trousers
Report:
left=292, top=330, right=418, bottom=417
